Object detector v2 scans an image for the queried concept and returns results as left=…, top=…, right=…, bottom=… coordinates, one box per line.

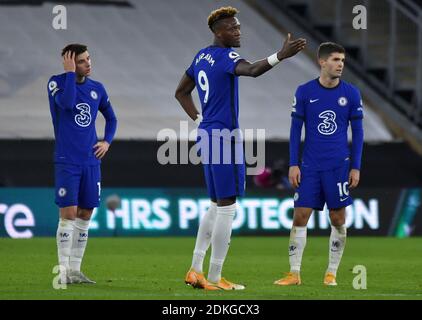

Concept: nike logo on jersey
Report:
left=340, top=197, right=349, bottom=202
left=310, top=99, right=319, bottom=103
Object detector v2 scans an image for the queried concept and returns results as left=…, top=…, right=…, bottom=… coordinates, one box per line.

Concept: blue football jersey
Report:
left=47, top=72, right=115, bottom=165
left=291, top=79, right=364, bottom=170
left=186, top=46, right=244, bottom=133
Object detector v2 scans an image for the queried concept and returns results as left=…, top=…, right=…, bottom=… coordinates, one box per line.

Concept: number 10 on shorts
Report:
left=337, top=181, right=349, bottom=197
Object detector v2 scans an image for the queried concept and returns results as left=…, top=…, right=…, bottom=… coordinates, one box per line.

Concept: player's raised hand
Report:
left=278, top=33, right=307, bottom=60
left=289, top=165, right=301, bottom=189
left=93, top=141, right=110, bottom=159
left=349, top=169, right=360, bottom=189
left=63, top=51, right=76, bottom=73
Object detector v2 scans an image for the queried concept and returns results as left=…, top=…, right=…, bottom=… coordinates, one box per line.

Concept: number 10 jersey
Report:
left=291, top=79, right=364, bottom=171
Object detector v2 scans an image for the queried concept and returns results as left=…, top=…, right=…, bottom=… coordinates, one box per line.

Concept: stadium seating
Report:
left=0, top=0, right=392, bottom=141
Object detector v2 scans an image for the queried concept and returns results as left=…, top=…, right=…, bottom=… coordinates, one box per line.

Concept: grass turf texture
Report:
left=0, top=237, right=421, bottom=300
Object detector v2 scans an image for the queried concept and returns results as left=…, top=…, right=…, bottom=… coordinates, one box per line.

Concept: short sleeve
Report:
left=223, top=50, right=244, bottom=75
left=186, top=57, right=195, bottom=80
left=291, top=85, right=305, bottom=119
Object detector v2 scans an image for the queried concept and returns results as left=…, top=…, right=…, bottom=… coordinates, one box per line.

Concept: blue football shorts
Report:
left=54, top=163, right=101, bottom=209
left=294, top=160, right=353, bottom=210
left=197, top=133, right=245, bottom=200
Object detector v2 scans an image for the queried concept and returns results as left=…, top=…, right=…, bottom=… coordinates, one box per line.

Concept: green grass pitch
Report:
left=0, top=237, right=421, bottom=300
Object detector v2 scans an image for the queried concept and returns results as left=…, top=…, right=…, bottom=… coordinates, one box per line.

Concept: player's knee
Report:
left=77, top=208, right=94, bottom=220
left=60, top=206, right=77, bottom=220
left=293, top=208, right=312, bottom=226
left=330, top=215, right=345, bottom=226
left=329, top=208, right=346, bottom=226
left=332, top=219, right=345, bottom=227
left=293, top=214, right=308, bottom=226
left=217, top=196, right=236, bottom=207
left=293, top=217, right=308, bottom=227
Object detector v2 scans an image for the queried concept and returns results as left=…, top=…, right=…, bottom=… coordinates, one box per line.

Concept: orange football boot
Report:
left=323, top=272, right=337, bottom=286
left=184, top=269, right=207, bottom=289
left=274, top=272, right=302, bottom=286
left=204, top=277, right=245, bottom=290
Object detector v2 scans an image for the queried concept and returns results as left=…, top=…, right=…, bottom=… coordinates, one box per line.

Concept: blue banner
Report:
left=1, top=187, right=421, bottom=238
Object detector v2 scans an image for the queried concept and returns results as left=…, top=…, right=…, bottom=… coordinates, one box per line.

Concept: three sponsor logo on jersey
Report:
left=49, top=80, right=95, bottom=127
left=292, top=95, right=352, bottom=136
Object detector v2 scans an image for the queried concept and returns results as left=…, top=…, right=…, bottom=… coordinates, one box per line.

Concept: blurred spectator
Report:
left=253, top=159, right=292, bottom=190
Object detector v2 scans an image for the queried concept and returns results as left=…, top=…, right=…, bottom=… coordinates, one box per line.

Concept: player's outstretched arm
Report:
left=235, top=33, right=306, bottom=78
left=175, top=73, right=201, bottom=122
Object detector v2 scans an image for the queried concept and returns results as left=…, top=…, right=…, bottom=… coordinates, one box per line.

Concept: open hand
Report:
left=289, top=165, right=301, bottom=189
left=278, top=33, right=307, bottom=60
left=93, top=141, right=110, bottom=159
left=63, top=51, right=76, bottom=73
left=349, top=169, right=360, bottom=189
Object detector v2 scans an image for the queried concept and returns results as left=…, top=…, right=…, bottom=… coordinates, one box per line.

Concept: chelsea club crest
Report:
left=338, top=97, right=348, bottom=106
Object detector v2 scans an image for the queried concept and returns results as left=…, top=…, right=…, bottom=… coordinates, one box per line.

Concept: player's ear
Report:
left=212, top=21, right=224, bottom=39
left=214, top=30, right=224, bottom=42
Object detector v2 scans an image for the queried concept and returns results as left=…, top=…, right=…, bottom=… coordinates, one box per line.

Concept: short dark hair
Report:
left=61, top=43, right=87, bottom=57
left=207, top=6, right=239, bottom=32
left=317, top=42, right=345, bottom=59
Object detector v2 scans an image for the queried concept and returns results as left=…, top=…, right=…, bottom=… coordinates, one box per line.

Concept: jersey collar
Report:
left=316, top=78, right=341, bottom=90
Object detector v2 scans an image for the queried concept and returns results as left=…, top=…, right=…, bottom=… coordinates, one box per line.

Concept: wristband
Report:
left=267, top=53, right=281, bottom=67
left=194, top=114, right=203, bottom=125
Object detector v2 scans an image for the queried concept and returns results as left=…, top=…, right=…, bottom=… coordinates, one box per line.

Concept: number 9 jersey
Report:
left=185, top=46, right=244, bottom=133
left=186, top=46, right=246, bottom=199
